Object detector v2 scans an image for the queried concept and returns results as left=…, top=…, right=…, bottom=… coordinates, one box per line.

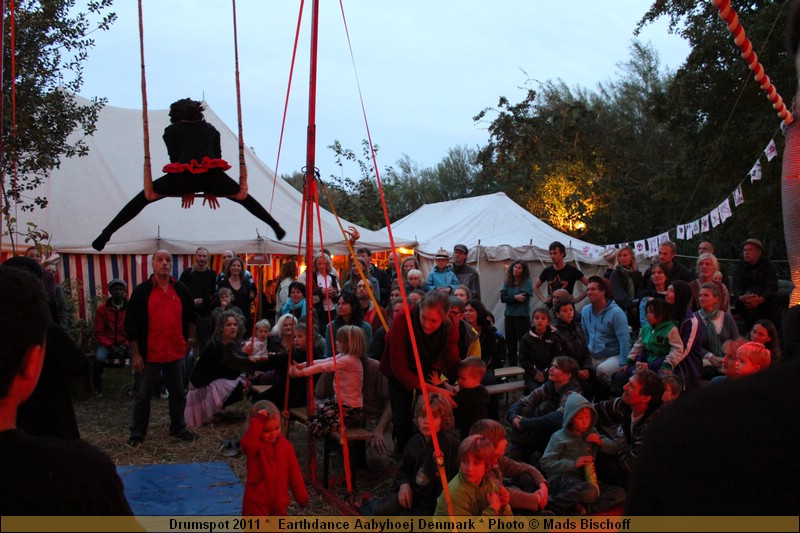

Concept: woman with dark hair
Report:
left=382, top=290, right=460, bottom=453
left=92, top=98, right=284, bottom=251
left=500, top=260, right=533, bottom=366
left=638, top=262, right=669, bottom=328
left=185, top=310, right=251, bottom=428
left=664, top=280, right=704, bottom=390
left=323, top=291, right=373, bottom=356
left=275, top=260, right=298, bottom=314
left=217, top=257, right=255, bottom=337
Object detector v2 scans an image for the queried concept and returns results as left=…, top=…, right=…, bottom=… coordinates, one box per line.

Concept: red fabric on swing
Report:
left=163, top=157, right=231, bottom=174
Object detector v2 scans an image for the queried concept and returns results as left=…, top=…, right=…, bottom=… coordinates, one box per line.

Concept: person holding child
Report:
left=470, top=419, right=550, bottom=514
left=240, top=400, right=308, bottom=516
left=360, top=394, right=460, bottom=516
left=434, top=434, right=513, bottom=516
left=540, top=393, right=627, bottom=515
left=289, top=325, right=366, bottom=438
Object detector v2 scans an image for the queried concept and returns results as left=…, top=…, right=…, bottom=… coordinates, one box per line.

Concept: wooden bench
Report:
left=494, top=366, right=525, bottom=380
left=249, top=384, right=272, bottom=395
left=287, top=406, right=374, bottom=490
left=486, top=380, right=525, bottom=407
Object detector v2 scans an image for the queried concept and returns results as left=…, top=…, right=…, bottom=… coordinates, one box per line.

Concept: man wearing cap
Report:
left=92, top=278, right=130, bottom=398
left=732, top=238, right=787, bottom=330
left=426, top=248, right=460, bottom=294
left=452, top=244, right=481, bottom=300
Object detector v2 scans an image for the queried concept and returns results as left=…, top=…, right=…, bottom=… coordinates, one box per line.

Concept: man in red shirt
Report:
left=125, top=250, right=197, bottom=447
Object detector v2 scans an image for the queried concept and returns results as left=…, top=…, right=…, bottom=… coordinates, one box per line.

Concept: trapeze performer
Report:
left=91, top=98, right=286, bottom=251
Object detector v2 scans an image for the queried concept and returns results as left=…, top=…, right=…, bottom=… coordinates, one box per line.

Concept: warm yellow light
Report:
left=396, top=247, right=414, bottom=255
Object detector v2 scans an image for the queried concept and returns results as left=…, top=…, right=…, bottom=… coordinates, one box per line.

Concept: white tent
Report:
left=387, top=192, right=609, bottom=329
left=2, top=95, right=413, bottom=256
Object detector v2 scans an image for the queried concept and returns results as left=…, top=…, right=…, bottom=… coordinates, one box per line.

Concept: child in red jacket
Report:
left=240, top=400, right=309, bottom=515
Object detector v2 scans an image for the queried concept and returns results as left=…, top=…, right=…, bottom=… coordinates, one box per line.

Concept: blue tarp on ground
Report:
left=118, top=462, right=243, bottom=515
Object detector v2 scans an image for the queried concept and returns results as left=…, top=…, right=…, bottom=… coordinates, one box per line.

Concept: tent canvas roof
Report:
left=3, top=95, right=413, bottom=255
left=388, top=192, right=605, bottom=264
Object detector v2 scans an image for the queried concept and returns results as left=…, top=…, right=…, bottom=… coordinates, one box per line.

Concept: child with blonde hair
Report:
left=470, top=419, right=549, bottom=514
left=240, top=400, right=308, bottom=515
left=242, top=319, right=271, bottom=361
left=734, top=341, right=772, bottom=377
left=289, top=325, right=365, bottom=437
left=434, top=434, right=512, bottom=516
left=454, top=358, right=489, bottom=439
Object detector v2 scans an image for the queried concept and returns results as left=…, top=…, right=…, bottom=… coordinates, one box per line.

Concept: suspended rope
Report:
left=712, top=0, right=793, bottom=125
left=136, top=0, right=156, bottom=201
left=230, top=0, right=249, bottom=200
left=7, top=0, right=20, bottom=252
left=335, top=0, right=457, bottom=520
left=270, top=0, right=306, bottom=212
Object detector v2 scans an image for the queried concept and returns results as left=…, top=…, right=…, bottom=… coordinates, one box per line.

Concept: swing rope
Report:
left=136, top=0, right=156, bottom=201
left=270, top=0, right=306, bottom=212
left=230, top=0, right=248, bottom=200
left=136, top=0, right=249, bottom=201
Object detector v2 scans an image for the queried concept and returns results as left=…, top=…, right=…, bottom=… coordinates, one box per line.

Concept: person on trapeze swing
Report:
left=92, top=98, right=286, bottom=251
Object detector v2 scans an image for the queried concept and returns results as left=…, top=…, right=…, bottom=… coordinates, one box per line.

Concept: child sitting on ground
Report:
left=240, top=400, right=308, bottom=516
left=618, top=299, right=681, bottom=385
left=280, top=281, right=307, bottom=319
left=470, top=419, right=550, bottom=514
left=734, top=341, right=772, bottom=378
left=360, top=393, right=460, bottom=516
left=288, top=325, right=365, bottom=438
left=454, top=357, right=489, bottom=439
left=540, top=393, right=626, bottom=515
left=518, top=307, right=561, bottom=393
left=434, top=434, right=513, bottom=516
left=661, top=374, right=683, bottom=404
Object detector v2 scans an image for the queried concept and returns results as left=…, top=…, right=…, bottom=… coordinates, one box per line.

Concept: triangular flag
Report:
left=692, top=220, right=701, bottom=235
left=676, top=224, right=686, bottom=240
left=750, top=160, right=762, bottom=182
left=764, top=139, right=778, bottom=161
left=710, top=208, right=721, bottom=227
left=719, top=198, right=732, bottom=222
left=733, top=185, right=744, bottom=206
left=685, top=223, right=694, bottom=240
left=701, top=215, right=710, bottom=233
left=634, top=240, right=646, bottom=256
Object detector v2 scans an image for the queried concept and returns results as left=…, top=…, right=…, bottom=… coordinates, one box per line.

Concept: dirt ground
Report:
left=74, top=367, right=463, bottom=515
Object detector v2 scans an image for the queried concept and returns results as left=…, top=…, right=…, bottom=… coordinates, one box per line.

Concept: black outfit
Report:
left=0, top=429, right=133, bottom=515
left=250, top=336, right=314, bottom=409
left=454, top=385, right=489, bottom=440
left=18, top=323, right=89, bottom=441
left=452, top=262, right=481, bottom=301
left=217, top=275, right=255, bottom=336
left=369, top=263, right=392, bottom=308
left=179, top=266, right=217, bottom=350
left=642, top=260, right=695, bottom=289
left=92, top=120, right=284, bottom=251
left=627, top=357, right=800, bottom=515
left=538, top=264, right=585, bottom=304
left=731, top=255, right=787, bottom=330
left=781, top=304, right=800, bottom=361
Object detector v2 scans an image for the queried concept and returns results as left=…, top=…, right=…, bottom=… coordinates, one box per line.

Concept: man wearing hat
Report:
left=92, top=278, right=130, bottom=398
left=452, top=244, right=481, bottom=300
left=426, top=248, right=460, bottom=294
left=732, top=238, right=787, bottom=330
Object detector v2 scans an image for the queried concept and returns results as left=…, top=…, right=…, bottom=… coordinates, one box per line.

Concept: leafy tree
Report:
left=2, top=0, right=116, bottom=248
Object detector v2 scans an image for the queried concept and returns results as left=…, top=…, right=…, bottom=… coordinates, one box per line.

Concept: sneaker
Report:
left=95, top=390, right=104, bottom=398
left=159, top=390, right=169, bottom=399
left=128, top=436, right=143, bottom=448
left=173, top=430, right=198, bottom=443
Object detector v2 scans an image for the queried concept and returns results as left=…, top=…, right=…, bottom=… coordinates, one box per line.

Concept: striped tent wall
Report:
left=0, top=252, right=280, bottom=321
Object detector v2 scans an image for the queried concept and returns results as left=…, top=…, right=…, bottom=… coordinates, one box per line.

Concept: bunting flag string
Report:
left=589, top=131, right=782, bottom=258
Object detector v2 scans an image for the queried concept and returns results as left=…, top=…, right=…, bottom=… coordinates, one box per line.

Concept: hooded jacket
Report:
left=581, top=299, right=631, bottom=365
